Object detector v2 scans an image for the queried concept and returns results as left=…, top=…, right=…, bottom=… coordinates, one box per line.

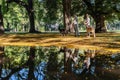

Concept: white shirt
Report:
left=74, top=20, right=77, bottom=24
left=84, top=17, right=90, bottom=26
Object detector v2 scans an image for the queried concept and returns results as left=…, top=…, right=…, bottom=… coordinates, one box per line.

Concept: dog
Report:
left=86, top=26, right=96, bottom=38
left=58, top=26, right=69, bottom=36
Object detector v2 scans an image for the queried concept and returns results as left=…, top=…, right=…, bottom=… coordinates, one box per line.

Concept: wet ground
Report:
left=0, top=46, right=120, bottom=80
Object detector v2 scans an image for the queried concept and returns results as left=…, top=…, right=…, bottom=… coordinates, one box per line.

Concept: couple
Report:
left=72, top=14, right=92, bottom=37
left=71, top=14, right=95, bottom=37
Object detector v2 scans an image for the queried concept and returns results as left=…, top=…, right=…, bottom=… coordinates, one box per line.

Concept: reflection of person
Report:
left=81, top=50, right=96, bottom=74
left=84, top=56, right=91, bottom=69
left=72, top=49, right=79, bottom=67
left=73, top=15, right=80, bottom=37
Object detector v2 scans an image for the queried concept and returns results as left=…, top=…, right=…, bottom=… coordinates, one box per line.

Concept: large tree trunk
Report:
left=0, top=46, right=4, bottom=78
left=27, top=0, right=36, bottom=33
left=62, top=0, right=71, bottom=31
left=63, top=47, right=72, bottom=73
left=0, top=5, right=4, bottom=34
left=94, top=14, right=107, bottom=33
left=28, top=46, right=35, bottom=80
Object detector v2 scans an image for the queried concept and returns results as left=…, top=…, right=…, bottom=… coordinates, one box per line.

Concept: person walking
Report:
left=73, top=15, right=80, bottom=37
left=84, top=13, right=91, bottom=28
left=84, top=13, right=94, bottom=37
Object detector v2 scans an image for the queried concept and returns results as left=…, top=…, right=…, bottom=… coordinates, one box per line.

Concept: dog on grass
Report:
left=58, top=26, right=69, bottom=36
left=58, top=28, right=69, bottom=36
left=86, top=26, right=96, bottom=38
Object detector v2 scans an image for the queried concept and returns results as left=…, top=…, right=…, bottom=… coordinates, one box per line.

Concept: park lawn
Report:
left=0, top=32, right=120, bottom=53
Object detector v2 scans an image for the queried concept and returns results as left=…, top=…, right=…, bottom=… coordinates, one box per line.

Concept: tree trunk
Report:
left=63, top=48, right=72, bottom=73
left=94, top=14, right=107, bottom=33
left=0, top=5, right=4, bottom=34
left=28, top=46, right=35, bottom=80
left=62, top=0, right=71, bottom=31
left=27, top=0, right=36, bottom=33
left=0, top=46, right=4, bottom=78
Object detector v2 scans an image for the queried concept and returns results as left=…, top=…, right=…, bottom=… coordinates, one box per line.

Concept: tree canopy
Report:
left=0, top=0, right=119, bottom=33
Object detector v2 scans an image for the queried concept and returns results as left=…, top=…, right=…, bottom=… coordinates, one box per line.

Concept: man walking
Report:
left=73, top=15, right=80, bottom=37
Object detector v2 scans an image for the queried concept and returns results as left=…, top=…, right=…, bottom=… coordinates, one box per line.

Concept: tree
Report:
left=82, top=0, right=120, bottom=33
left=6, top=0, right=38, bottom=33
left=62, top=0, right=72, bottom=31
left=27, top=46, right=36, bottom=80
left=45, top=0, right=58, bottom=21
left=45, top=0, right=72, bottom=31
left=0, top=5, right=4, bottom=34
left=0, top=46, right=4, bottom=79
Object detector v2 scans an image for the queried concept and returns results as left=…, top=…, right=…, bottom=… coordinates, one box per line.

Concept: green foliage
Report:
left=45, top=0, right=59, bottom=23
left=70, top=0, right=120, bottom=22
left=3, top=2, right=28, bottom=30
left=3, top=46, right=63, bottom=70
left=85, top=0, right=120, bottom=20
left=4, top=46, right=29, bottom=67
left=71, top=0, right=85, bottom=16
left=33, top=0, right=46, bottom=29
left=1, top=0, right=8, bottom=14
left=2, top=0, right=120, bottom=32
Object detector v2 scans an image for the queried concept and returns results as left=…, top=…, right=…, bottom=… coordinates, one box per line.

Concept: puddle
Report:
left=0, top=46, right=120, bottom=80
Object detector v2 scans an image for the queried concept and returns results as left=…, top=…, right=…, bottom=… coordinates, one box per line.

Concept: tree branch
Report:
left=6, top=0, right=28, bottom=11
left=82, top=0, right=95, bottom=13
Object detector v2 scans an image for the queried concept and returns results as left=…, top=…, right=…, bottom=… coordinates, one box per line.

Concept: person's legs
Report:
left=76, top=24, right=80, bottom=36
left=86, top=25, right=91, bottom=37
left=74, top=24, right=79, bottom=37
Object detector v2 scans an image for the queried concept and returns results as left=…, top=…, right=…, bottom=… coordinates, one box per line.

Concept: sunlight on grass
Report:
left=0, top=32, right=120, bottom=53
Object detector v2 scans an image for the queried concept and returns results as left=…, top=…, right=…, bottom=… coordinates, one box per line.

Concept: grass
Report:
left=0, top=32, right=120, bottom=52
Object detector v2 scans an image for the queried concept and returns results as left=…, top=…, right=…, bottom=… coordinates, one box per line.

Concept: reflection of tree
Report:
left=1, top=46, right=36, bottom=80
left=0, top=46, right=119, bottom=80
left=64, top=48, right=73, bottom=73
left=45, top=47, right=60, bottom=80
left=63, top=47, right=79, bottom=73
left=0, top=46, right=28, bottom=79
left=95, top=53, right=120, bottom=80
left=2, top=65, right=23, bottom=80
left=27, top=46, right=36, bottom=80
left=47, top=53, right=58, bottom=80
left=81, top=50, right=96, bottom=74
left=0, top=46, right=4, bottom=79
left=61, top=47, right=78, bottom=80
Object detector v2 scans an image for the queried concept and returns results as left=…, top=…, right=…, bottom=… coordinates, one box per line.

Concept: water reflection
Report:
left=0, top=46, right=120, bottom=80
